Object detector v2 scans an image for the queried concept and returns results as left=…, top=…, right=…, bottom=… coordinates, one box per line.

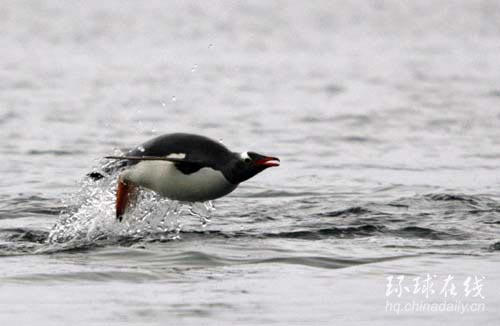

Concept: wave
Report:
left=318, top=206, right=373, bottom=217
left=264, top=225, right=381, bottom=240
left=389, top=226, right=464, bottom=240
left=1, top=191, right=498, bottom=257
left=0, top=195, right=63, bottom=220
left=489, top=242, right=500, bottom=251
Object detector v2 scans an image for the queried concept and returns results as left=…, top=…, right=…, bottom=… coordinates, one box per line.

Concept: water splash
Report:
left=47, top=163, right=215, bottom=244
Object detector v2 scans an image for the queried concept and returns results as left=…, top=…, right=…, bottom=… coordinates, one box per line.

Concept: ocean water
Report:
left=1, top=1, right=500, bottom=325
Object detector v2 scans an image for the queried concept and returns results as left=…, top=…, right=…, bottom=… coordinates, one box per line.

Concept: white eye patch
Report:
left=167, top=153, right=186, bottom=159
left=240, top=152, right=250, bottom=160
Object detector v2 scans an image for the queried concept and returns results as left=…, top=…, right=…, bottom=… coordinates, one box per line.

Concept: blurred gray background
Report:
left=1, top=1, right=500, bottom=325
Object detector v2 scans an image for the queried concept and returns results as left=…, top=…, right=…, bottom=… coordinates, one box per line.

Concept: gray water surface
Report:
left=1, top=1, right=500, bottom=325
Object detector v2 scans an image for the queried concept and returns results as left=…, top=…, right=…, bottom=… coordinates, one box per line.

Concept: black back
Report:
left=127, top=133, right=237, bottom=175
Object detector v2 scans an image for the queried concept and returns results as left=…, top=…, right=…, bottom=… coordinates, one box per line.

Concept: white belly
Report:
left=121, top=161, right=237, bottom=202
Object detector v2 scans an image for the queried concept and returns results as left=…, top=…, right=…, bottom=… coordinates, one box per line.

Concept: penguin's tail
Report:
left=87, top=171, right=106, bottom=180
left=87, top=161, right=127, bottom=181
left=86, top=156, right=129, bottom=181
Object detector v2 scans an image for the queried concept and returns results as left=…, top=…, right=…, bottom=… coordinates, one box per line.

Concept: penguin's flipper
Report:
left=104, top=155, right=204, bottom=164
left=105, top=155, right=207, bottom=175
left=116, top=179, right=137, bottom=221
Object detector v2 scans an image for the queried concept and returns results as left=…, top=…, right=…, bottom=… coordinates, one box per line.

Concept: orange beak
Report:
left=255, top=156, right=280, bottom=167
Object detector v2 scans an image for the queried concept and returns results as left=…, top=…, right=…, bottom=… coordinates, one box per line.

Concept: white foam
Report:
left=47, top=160, right=215, bottom=244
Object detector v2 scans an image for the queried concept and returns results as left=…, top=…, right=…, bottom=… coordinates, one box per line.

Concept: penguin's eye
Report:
left=244, top=158, right=251, bottom=163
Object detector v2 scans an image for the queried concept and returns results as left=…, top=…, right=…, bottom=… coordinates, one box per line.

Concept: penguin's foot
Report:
left=116, top=179, right=137, bottom=221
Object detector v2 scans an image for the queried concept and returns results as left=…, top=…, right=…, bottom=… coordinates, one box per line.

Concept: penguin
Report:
left=91, top=133, right=280, bottom=221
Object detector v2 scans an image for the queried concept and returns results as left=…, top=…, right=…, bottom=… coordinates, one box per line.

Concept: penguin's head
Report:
left=227, top=151, right=280, bottom=184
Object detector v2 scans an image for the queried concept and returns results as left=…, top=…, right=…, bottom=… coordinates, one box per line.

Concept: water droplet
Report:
left=112, top=148, right=123, bottom=156
left=171, top=96, right=177, bottom=102
left=137, top=146, right=145, bottom=152
left=161, top=102, right=167, bottom=107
